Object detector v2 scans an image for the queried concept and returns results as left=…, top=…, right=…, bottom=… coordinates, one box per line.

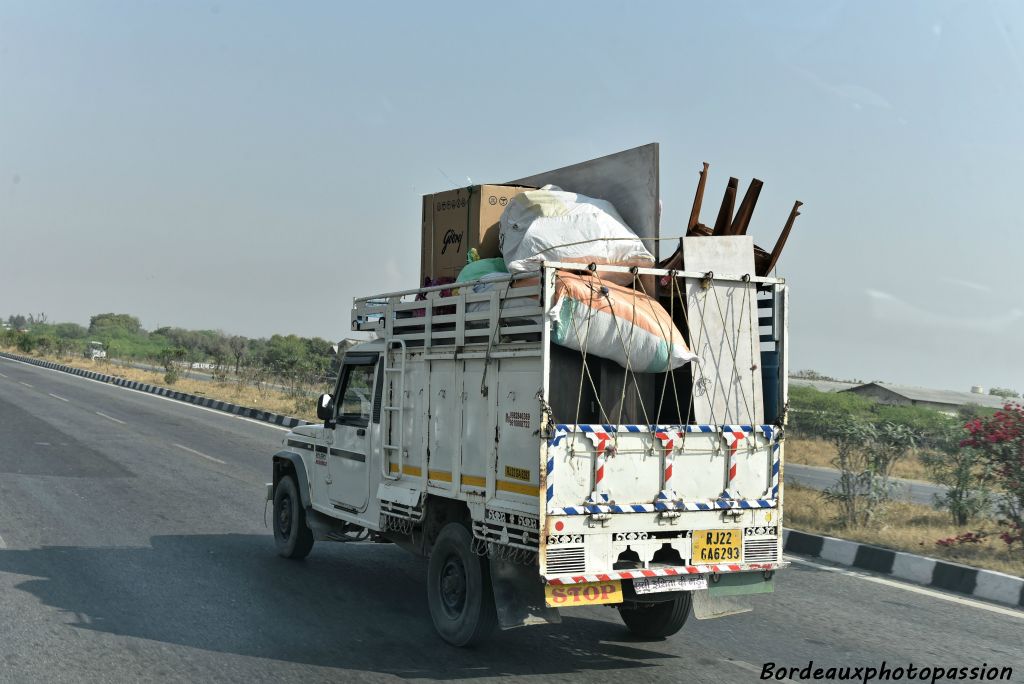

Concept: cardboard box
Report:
left=421, top=184, right=533, bottom=284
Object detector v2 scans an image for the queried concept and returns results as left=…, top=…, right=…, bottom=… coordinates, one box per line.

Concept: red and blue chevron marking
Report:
left=549, top=497, right=777, bottom=516
left=545, top=423, right=783, bottom=513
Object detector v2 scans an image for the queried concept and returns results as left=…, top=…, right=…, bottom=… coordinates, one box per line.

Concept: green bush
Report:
left=789, top=386, right=957, bottom=441
left=15, top=334, right=34, bottom=353
left=921, top=431, right=993, bottom=526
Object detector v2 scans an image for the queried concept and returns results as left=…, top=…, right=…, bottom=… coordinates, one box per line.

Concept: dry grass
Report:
left=5, top=347, right=321, bottom=422
left=785, top=482, right=1023, bottom=577
left=787, top=436, right=931, bottom=481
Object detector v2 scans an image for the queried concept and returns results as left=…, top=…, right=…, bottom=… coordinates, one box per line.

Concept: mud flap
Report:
left=692, top=572, right=774, bottom=620
left=489, top=557, right=561, bottom=630
left=691, top=590, right=752, bottom=619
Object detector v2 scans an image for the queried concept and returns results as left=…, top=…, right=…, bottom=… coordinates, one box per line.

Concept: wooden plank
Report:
left=508, top=143, right=660, bottom=259
left=713, top=178, right=738, bottom=235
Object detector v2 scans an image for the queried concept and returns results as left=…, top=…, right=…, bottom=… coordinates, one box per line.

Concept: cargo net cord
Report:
left=557, top=266, right=759, bottom=457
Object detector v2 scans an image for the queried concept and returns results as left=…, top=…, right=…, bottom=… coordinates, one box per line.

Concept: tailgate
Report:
left=540, top=423, right=783, bottom=584
left=545, top=423, right=779, bottom=513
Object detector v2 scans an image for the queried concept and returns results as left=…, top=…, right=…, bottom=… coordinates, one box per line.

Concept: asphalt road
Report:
left=0, top=357, right=1021, bottom=684
left=786, top=463, right=949, bottom=507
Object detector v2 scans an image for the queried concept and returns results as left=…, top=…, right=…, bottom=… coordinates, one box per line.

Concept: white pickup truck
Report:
left=268, top=253, right=788, bottom=646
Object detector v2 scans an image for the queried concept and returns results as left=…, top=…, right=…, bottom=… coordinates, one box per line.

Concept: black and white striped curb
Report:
left=0, top=351, right=312, bottom=429
left=784, top=528, right=1024, bottom=609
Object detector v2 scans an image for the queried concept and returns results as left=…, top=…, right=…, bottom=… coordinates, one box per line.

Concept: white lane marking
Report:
left=19, top=381, right=33, bottom=388
left=0, top=533, right=6, bottom=549
left=1, top=354, right=291, bottom=432
left=173, top=443, right=226, bottom=465
left=95, top=411, right=126, bottom=425
left=0, top=372, right=7, bottom=377
left=786, top=555, right=1024, bottom=620
left=34, top=442, right=51, bottom=446
left=48, top=393, right=69, bottom=402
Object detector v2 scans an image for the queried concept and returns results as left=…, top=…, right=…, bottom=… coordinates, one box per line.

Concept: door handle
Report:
left=357, top=428, right=366, bottom=437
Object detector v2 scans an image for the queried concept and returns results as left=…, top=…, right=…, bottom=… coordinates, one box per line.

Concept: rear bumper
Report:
left=544, top=560, right=785, bottom=586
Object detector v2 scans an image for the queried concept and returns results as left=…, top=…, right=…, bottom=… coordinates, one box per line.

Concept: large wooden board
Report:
left=682, top=236, right=764, bottom=425
left=508, top=143, right=660, bottom=259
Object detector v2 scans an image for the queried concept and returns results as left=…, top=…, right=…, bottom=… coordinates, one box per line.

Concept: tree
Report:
left=792, top=369, right=836, bottom=381
left=922, top=424, right=993, bottom=525
left=7, top=314, right=28, bottom=330
left=89, top=313, right=142, bottom=336
left=228, top=335, right=248, bottom=374
left=55, top=337, right=80, bottom=359
left=15, top=333, right=34, bottom=353
left=263, top=335, right=308, bottom=374
left=822, top=418, right=876, bottom=527
left=822, top=419, right=915, bottom=527
left=54, top=322, right=87, bottom=340
left=961, top=404, right=1024, bottom=554
left=989, top=387, right=1020, bottom=399
left=159, top=347, right=187, bottom=385
left=872, top=422, right=917, bottom=493
left=33, top=335, right=55, bottom=354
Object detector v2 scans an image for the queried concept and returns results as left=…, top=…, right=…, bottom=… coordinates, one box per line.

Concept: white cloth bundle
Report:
left=499, top=186, right=654, bottom=285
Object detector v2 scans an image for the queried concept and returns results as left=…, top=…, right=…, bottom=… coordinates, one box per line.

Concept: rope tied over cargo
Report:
left=566, top=270, right=612, bottom=456
left=692, top=272, right=753, bottom=453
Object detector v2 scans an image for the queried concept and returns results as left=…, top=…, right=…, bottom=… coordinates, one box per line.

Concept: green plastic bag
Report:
left=456, top=258, right=508, bottom=284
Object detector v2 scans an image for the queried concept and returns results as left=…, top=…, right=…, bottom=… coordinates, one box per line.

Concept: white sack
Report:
left=499, top=186, right=654, bottom=286
left=548, top=273, right=699, bottom=373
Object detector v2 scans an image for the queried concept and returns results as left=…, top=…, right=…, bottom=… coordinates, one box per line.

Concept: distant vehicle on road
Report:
left=86, top=341, right=106, bottom=360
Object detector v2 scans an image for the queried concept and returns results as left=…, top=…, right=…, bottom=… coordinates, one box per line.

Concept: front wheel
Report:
left=618, top=594, right=692, bottom=639
left=273, top=474, right=314, bottom=559
left=426, top=523, right=497, bottom=647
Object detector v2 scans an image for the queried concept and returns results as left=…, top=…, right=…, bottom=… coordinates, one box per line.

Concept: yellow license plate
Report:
left=692, top=529, right=742, bottom=563
left=544, top=580, right=622, bottom=607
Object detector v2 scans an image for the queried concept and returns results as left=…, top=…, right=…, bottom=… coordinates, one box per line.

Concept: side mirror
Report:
left=316, top=393, right=334, bottom=421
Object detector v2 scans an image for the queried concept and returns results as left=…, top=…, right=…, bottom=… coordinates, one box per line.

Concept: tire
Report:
left=618, top=593, right=692, bottom=639
left=426, top=522, right=497, bottom=647
left=273, top=474, right=314, bottom=559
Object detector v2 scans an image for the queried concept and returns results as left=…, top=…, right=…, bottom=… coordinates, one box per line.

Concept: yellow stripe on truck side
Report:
left=496, top=480, right=539, bottom=496
left=428, top=469, right=453, bottom=483
left=461, top=475, right=486, bottom=488
left=387, top=465, right=537, bottom=496
left=387, top=464, right=423, bottom=477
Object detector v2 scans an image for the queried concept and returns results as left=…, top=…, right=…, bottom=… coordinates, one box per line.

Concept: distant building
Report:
left=840, top=382, right=1007, bottom=415
left=331, top=338, right=362, bottom=356
left=789, top=377, right=859, bottom=393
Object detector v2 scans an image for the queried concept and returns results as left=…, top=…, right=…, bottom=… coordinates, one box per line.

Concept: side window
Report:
left=336, top=359, right=376, bottom=427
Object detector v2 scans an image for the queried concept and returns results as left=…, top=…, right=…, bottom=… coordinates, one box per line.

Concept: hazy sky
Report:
left=2, top=1, right=1022, bottom=393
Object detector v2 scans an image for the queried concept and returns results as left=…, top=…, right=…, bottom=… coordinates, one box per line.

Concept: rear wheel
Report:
left=618, top=594, right=692, bottom=638
left=273, top=474, right=314, bottom=559
left=426, top=522, right=497, bottom=647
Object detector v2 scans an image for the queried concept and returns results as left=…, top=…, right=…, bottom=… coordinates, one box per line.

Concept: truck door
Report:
left=327, top=352, right=378, bottom=511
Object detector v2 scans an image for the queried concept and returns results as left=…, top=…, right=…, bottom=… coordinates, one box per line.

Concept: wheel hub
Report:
left=278, top=495, right=292, bottom=539
left=439, top=556, right=467, bottom=618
